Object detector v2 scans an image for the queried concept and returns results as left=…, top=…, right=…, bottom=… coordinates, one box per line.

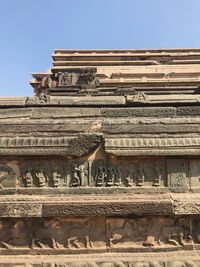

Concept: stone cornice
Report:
left=105, top=137, right=200, bottom=156
left=0, top=193, right=197, bottom=217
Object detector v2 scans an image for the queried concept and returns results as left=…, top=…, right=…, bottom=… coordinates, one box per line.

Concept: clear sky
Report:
left=1, top=0, right=200, bottom=96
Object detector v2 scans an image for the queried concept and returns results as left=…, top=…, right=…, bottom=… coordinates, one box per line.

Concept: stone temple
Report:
left=1, top=48, right=200, bottom=266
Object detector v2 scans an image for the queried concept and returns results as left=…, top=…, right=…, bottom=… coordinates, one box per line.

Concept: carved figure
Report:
left=58, top=72, right=71, bottom=87
left=32, top=219, right=64, bottom=249
left=52, top=171, right=61, bottom=187
left=137, top=163, right=145, bottom=187
left=35, top=170, right=48, bottom=187
left=106, top=167, right=115, bottom=186
left=71, top=165, right=81, bottom=187
left=108, top=219, right=147, bottom=247
left=167, top=159, right=187, bottom=189
left=79, top=164, right=88, bottom=187
left=125, top=165, right=136, bottom=187
left=1, top=219, right=32, bottom=248
left=0, top=220, right=14, bottom=248
left=153, top=161, right=162, bottom=187
left=160, top=219, right=192, bottom=246
left=66, top=219, right=93, bottom=249
left=38, top=92, right=48, bottom=103
left=78, top=68, right=99, bottom=87
left=70, top=164, right=87, bottom=187
left=23, top=169, right=34, bottom=187
left=95, top=162, right=107, bottom=187
left=172, top=174, right=185, bottom=188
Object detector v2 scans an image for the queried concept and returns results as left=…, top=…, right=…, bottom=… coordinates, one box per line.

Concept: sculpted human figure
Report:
left=23, top=169, right=34, bottom=187
left=137, top=162, right=145, bottom=187
left=79, top=164, right=88, bottom=187
left=153, top=161, right=162, bottom=187
left=107, top=166, right=121, bottom=187
left=58, top=72, right=72, bottom=87
left=106, top=167, right=115, bottom=186
left=35, top=170, right=48, bottom=187
left=71, top=164, right=81, bottom=187
left=95, top=163, right=107, bottom=187
left=52, top=171, right=61, bottom=187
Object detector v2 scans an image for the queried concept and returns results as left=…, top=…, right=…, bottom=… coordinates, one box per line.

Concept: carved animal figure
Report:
left=108, top=219, right=148, bottom=247
left=159, top=220, right=192, bottom=246
left=1, top=219, right=33, bottom=248
left=66, top=219, right=93, bottom=249
left=32, top=219, right=64, bottom=249
left=0, top=220, right=14, bottom=248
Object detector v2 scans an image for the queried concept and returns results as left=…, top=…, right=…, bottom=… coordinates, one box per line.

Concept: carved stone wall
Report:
left=2, top=48, right=200, bottom=265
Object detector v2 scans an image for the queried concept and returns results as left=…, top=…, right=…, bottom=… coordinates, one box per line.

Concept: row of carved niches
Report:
left=20, top=158, right=185, bottom=191
left=1, top=216, right=200, bottom=253
left=3, top=156, right=200, bottom=192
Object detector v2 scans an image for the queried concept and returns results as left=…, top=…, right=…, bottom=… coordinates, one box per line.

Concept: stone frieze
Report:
left=0, top=216, right=196, bottom=253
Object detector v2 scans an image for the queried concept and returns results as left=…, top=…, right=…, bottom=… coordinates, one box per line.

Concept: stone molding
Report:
left=0, top=193, right=198, bottom=217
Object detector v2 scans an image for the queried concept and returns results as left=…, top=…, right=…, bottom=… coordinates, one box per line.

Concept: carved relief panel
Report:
left=0, top=157, right=193, bottom=191
left=106, top=217, right=193, bottom=250
left=0, top=216, right=196, bottom=253
left=20, top=159, right=89, bottom=188
left=167, top=159, right=188, bottom=190
left=91, top=159, right=166, bottom=188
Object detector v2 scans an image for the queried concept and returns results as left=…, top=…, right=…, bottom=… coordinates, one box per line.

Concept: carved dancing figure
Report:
left=106, top=167, right=115, bottom=186
left=79, top=164, right=88, bottom=187
left=23, top=169, right=34, bottom=187
left=153, top=161, right=162, bottom=187
left=114, top=168, right=121, bottom=186
left=52, top=171, right=61, bottom=187
left=137, top=162, right=145, bottom=187
left=125, top=165, right=137, bottom=187
left=95, top=163, right=107, bottom=187
left=35, top=170, right=48, bottom=187
left=71, top=165, right=81, bottom=187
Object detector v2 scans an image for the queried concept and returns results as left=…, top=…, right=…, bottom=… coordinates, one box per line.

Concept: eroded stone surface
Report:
left=1, top=48, right=200, bottom=265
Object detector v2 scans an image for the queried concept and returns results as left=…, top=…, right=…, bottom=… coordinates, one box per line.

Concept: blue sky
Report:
left=1, top=0, right=200, bottom=96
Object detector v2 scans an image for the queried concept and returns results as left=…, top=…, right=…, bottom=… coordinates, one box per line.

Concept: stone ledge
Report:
left=0, top=194, right=174, bottom=217
left=0, top=251, right=198, bottom=266
left=0, top=193, right=198, bottom=217
left=0, top=194, right=172, bottom=217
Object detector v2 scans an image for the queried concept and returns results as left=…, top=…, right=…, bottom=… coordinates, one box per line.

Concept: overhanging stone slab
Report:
left=105, top=137, right=200, bottom=156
